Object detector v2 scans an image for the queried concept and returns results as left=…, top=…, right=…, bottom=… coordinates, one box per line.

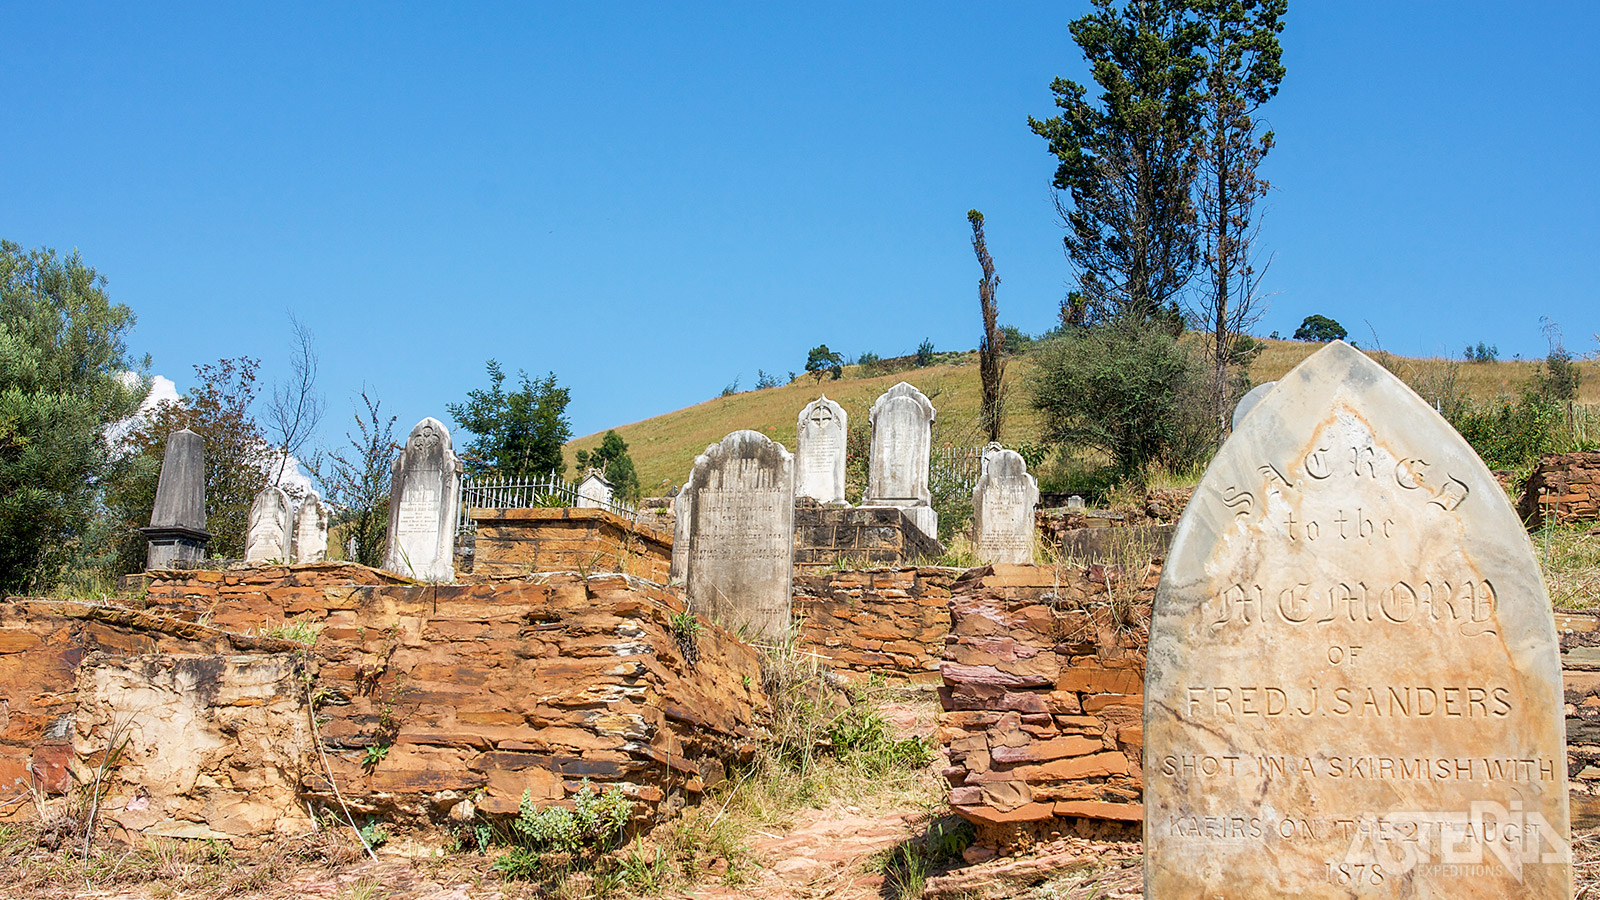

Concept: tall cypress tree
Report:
left=1029, top=0, right=1205, bottom=325
left=1188, top=0, right=1286, bottom=432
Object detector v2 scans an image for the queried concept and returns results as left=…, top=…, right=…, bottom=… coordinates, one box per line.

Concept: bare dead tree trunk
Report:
left=969, top=210, right=1006, bottom=443
left=264, top=313, right=326, bottom=487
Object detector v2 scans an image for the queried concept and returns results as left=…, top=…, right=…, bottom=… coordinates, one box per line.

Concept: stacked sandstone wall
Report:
left=938, top=563, right=1154, bottom=852
left=1519, top=450, right=1600, bottom=528
left=469, top=507, right=673, bottom=582
left=1, top=564, right=767, bottom=845
left=793, top=567, right=960, bottom=684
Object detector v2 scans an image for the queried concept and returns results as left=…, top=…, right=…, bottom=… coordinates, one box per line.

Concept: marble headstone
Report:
left=293, top=491, right=329, bottom=563
left=1231, top=380, right=1278, bottom=431
left=576, top=471, right=613, bottom=509
left=383, top=417, right=463, bottom=583
left=863, top=382, right=937, bottom=539
left=142, top=428, right=210, bottom=569
left=1145, top=341, right=1569, bottom=898
left=244, top=486, right=292, bottom=562
left=795, top=396, right=847, bottom=504
left=979, top=441, right=1005, bottom=477
left=681, top=430, right=795, bottom=641
left=972, top=449, right=1038, bottom=564
left=670, top=484, right=693, bottom=586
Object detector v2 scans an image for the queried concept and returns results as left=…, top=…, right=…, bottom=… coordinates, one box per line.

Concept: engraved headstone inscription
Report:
left=972, top=448, right=1038, bottom=565
left=142, top=428, right=210, bottom=569
left=863, top=382, right=937, bottom=539
left=292, top=490, right=329, bottom=563
left=681, top=430, right=795, bottom=641
left=383, top=417, right=463, bottom=583
left=796, top=396, right=848, bottom=504
left=244, top=486, right=292, bottom=562
left=1145, top=341, right=1570, bottom=898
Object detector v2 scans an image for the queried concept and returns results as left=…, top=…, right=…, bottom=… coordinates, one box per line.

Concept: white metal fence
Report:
left=458, top=472, right=639, bottom=533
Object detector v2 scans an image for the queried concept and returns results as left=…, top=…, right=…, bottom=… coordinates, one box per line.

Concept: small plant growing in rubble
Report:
left=492, top=780, right=632, bottom=880
left=262, top=617, right=321, bottom=645
left=361, top=743, right=389, bottom=771
left=669, top=609, right=702, bottom=666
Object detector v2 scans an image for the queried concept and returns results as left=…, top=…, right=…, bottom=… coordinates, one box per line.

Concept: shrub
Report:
left=1463, top=342, right=1499, bottom=363
left=857, top=351, right=882, bottom=374
left=754, top=370, right=780, bottom=390
left=914, top=339, right=936, bottom=368
left=1029, top=319, right=1215, bottom=479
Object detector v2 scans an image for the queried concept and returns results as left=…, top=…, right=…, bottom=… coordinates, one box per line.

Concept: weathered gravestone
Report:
left=244, top=486, right=292, bottom=562
left=972, top=449, right=1038, bottom=564
left=293, top=491, right=329, bottom=563
left=979, top=441, right=1004, bottom=477
left=1232, top=380, right=1278, bottom=431
left=383, top=417, right=463, bottom=583
left=576, top=471, right=614, bottom=509
left=863, top=382, right=937, bottom=539
left=680, top=430, right=795, bottom=640
left=796, top=396, right=848, bottom=505
left=142, top=428, right=210, bottom=569
left=1145, top=341, right=1569, bottom=898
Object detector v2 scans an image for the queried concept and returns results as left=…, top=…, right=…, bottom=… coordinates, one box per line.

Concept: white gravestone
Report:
left=1145, top=341, right=1570, bottom=899
left=292, top=491, right=329, bottom=563
left=972, top=449, right=1038, bottom=565
left=681, top=430, right=795, bottom=641
left=576, top=471, right=613, bottom=509
left=863, top=382, right=937, bottom=539
left=244, top=486, right=292, bottom=562
left=1232, top=380, right=1278, bottom=431
left=795, top=396, right=848, bottom=504
left=979, top=441, right=1005, bottom=477
left=670, top=482, right=693, bottom=586
left=383, top=417, right=463, bottom=583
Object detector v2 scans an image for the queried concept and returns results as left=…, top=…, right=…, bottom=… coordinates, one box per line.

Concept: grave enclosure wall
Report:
left=469, top=507, right=673, bottom=583
left=1520, top=450, right=1600, bottom=528
left=0, top=564, right=767, bottom=844
left=792, top=567, right=961, bottom=684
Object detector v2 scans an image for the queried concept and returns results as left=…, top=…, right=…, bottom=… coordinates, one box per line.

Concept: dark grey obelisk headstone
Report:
left=141, top=428, right=210, bottom=570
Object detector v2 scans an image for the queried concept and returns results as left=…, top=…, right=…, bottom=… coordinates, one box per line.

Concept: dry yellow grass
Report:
left=570, top=339, right=1599, bottom=493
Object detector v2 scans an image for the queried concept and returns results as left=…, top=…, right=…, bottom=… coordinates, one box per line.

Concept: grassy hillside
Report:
left=568, top=339, right=1599, bottom=493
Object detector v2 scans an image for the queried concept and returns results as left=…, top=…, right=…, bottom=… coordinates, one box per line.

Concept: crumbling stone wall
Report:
left=1519, top=450, right=1600, bottom=528
left=792, top=502, right=944, bottom=573
left=793, top=567, right=960, bottom=684
left=1, top=564, right=768, bottom=845
left=1034, top=488, right=1191, bottom=563
left=469, top=507, right=673, bottom=582
left=938, top=563, right=1153, bottom=852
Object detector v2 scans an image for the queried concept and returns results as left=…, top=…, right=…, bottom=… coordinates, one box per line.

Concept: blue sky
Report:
left=5, top=2, right=1597, bottom=453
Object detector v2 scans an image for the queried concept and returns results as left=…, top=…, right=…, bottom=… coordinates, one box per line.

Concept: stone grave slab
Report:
left=293, top=491, right=329, bottom=563
left=863, top=382, right=937, bottom=539
left=681, top=430, right=795, bottom=641
left=972, top=448, right=1038, bottom=564
left=796, top=396, right=848, bottom=504
left=244, top=486, right=292, bottom=562
left=1145, top=341, right=1570, bottom=898
left=383, top=417, right=463, bottom=583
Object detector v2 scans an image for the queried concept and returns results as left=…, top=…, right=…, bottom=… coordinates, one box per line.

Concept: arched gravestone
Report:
left=796, top=396, right=847, bottom=504
left=972, top=448, right=1038, bottom=564
left=383, top=417, right=463, bottom=583
left=863, top=382, right=937, bottom=539
left=1145, top=341, right=1570, bottom=898
left=293, top=491, right=329, bottom=563
left=681, top=430, right=795, bottom=641
left=244, top=486, right=292, bottom=562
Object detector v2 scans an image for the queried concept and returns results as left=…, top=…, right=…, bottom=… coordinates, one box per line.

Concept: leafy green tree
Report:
left=1029, top=320, right=1214, bottom=477
left=969, top=210, right=1006, bottom=443
left=1030, top=0, right=1204, bottom=324
left=914, top=339, right=936, bottom=367
left=325, top=390, right=396, bottom=567
left=1187, top=0, right=1286, bottom=431
left=573, top=430, right=640, bottom=502
left=0, top=241, right=147, bottom=589
left=1292, top=314, right=1347, bottom=342
left=110, top=357, right=274, bottom=567
left=448, top=361, right=572, bottom=480
left=805, top=345, right=844, bottom=382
